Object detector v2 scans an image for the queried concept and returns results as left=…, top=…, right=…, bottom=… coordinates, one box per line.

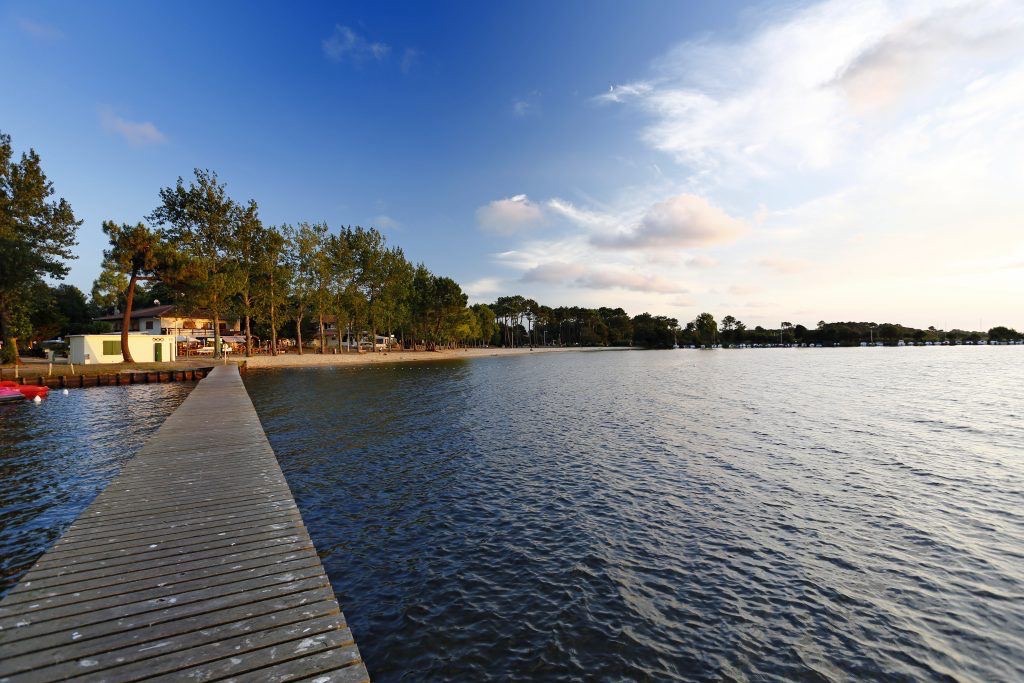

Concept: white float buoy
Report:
left=62, top=389, right=69, bottom=395
left=33, top=395, right=42, bottom=403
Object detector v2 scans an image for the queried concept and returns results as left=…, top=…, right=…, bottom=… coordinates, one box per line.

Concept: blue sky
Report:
left=2, top=1, right=1022, bottom=329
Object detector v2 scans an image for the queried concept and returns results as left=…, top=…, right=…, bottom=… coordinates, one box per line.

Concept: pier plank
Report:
left=0, top=365, right=368, bottom=682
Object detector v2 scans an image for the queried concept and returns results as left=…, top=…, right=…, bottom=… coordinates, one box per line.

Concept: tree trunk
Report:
left=0, top=299, right=13, bottom=365
left=121, top=273, right=138, bottom=363
left=319, top=314, right=325, bottom=354
left=296, top=314, right=303, bottom=355
left=245, top=314, right=252, bottom=357
left=214, top=314, right=222, bottom=360
left=270, top=302, right=278, bottom=356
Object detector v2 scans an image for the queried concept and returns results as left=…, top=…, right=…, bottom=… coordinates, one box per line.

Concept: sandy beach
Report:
left=242, top=346, right=626, bottom=369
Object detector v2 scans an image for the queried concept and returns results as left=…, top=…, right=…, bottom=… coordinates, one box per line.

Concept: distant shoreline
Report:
left=242, top=345, right=632, bottom=370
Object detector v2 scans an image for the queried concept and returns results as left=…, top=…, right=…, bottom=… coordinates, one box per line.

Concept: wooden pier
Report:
left=0, top=365, right=369, bottom=682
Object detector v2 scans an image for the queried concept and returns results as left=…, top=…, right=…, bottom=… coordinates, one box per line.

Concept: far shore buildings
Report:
left=313, top=316, right=395, bottom=350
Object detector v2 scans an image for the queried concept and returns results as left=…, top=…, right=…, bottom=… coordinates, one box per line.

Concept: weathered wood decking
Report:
left=0, top=365, right=368, bottom=682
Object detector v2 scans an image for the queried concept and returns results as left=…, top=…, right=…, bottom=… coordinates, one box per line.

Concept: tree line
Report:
left=90, top=169, right=494, bottom=360
left=2, top=132, right=489, bottom=361
left=2, top=131, right=1020, bottom=362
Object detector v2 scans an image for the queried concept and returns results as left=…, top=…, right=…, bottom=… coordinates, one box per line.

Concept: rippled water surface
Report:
left=247, top=348, right=1024, bottom=681
left=0, top=381, right=194, bottom=596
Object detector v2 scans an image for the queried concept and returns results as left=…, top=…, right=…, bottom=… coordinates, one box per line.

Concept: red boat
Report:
left=17, top=385, right=49, bottom=399
left=0, top=382, right=48, bottom=399
left=0, top=387, right=26, bottom=404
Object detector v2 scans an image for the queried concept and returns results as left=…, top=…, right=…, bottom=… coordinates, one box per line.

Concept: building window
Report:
left=102, top=340, right=122, bottom=356
left=146, top=321, right=154, bottom=330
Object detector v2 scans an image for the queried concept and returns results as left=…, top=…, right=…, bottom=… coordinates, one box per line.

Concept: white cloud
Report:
left=593, top=194, right=745, bottom=249
left=602, top=0, right=1024, bottom=184
left=594, top=82, right=654, bottom=104
left=323, top=25, right=390, bottom=63
left=522, top=261, right=586, bottom=283
left=831, top=3, right=1022, bottom=113
left=577, top=268, right=687, bottom=294
left=465, top=277, right=504, bottom=300
left=374, top=215, right=399, bottom=230
left=100, top=108, right=167, bottom=146
left=545, top=198, right=617, bottom=230
left=474, top=1, right=1024, bottom=328
left=522, top=261, right=687, bottom=294
left=476, top=194, right=544, bottom=234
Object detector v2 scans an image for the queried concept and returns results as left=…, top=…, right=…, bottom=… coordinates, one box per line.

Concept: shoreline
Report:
left=242, top=345, right=629, bottom=369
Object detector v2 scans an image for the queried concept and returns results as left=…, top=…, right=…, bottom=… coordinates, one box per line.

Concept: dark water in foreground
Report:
left=245, top=348, right=1024, bottom=682
left=0, top=381, right=194, bottom=595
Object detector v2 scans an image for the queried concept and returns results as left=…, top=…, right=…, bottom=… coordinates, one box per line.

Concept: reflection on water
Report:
left=0, top=382, right=194, bottom=596
left=248, top=348, right=1024, bottom=682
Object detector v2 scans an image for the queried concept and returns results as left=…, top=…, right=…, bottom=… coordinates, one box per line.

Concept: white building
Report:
left=68, top=333, right=178, bottom=365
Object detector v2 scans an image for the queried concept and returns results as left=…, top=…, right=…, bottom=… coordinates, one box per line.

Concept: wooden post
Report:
left=37, top=376, right=44, bottom=386
left=59, top=375, right=66, bottom=389
left=79, top=374, right=85, bottom=388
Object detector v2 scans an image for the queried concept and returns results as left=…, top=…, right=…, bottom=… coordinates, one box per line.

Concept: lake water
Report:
left=0, top=381, right=195, bottom=596
left=244, top=348, right=1024, bottom=682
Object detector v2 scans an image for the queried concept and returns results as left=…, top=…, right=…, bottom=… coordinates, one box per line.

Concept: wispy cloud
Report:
left=599, top=0, right=1024, bottom=185
left=100, top=108, right=167, bottom=146
left=476, top=194, right=544, bottom=234
left=512, top=91, right=542, bottom=117
left=17, top=18, right=62, bottom=40
left=400, top=48, right=421, bottom=74
left=465, top=277, right=504, bottom=300
left=374, top=214, right=400, bottom=231
left=522, top=261, right=687, bottom=294
left=322, top=25, right=390, bottom=64
left=594, top=82, right=653, bottom=104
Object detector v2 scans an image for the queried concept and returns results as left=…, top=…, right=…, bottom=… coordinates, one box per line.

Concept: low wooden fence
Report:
left=5, top=367, right=214, bottom=389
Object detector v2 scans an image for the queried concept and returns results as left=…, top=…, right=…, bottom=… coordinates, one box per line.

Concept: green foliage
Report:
left=694, top=312, right=718, bottom=346
left=631, top=313, right=677, bottom=349
left=90, top=265, right=129, bottom=310
left=0, top=131, right=80, bottom=361
left=987, top=326, right=1022, bottom=341
left=148, top=169, right=245, bottom=358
